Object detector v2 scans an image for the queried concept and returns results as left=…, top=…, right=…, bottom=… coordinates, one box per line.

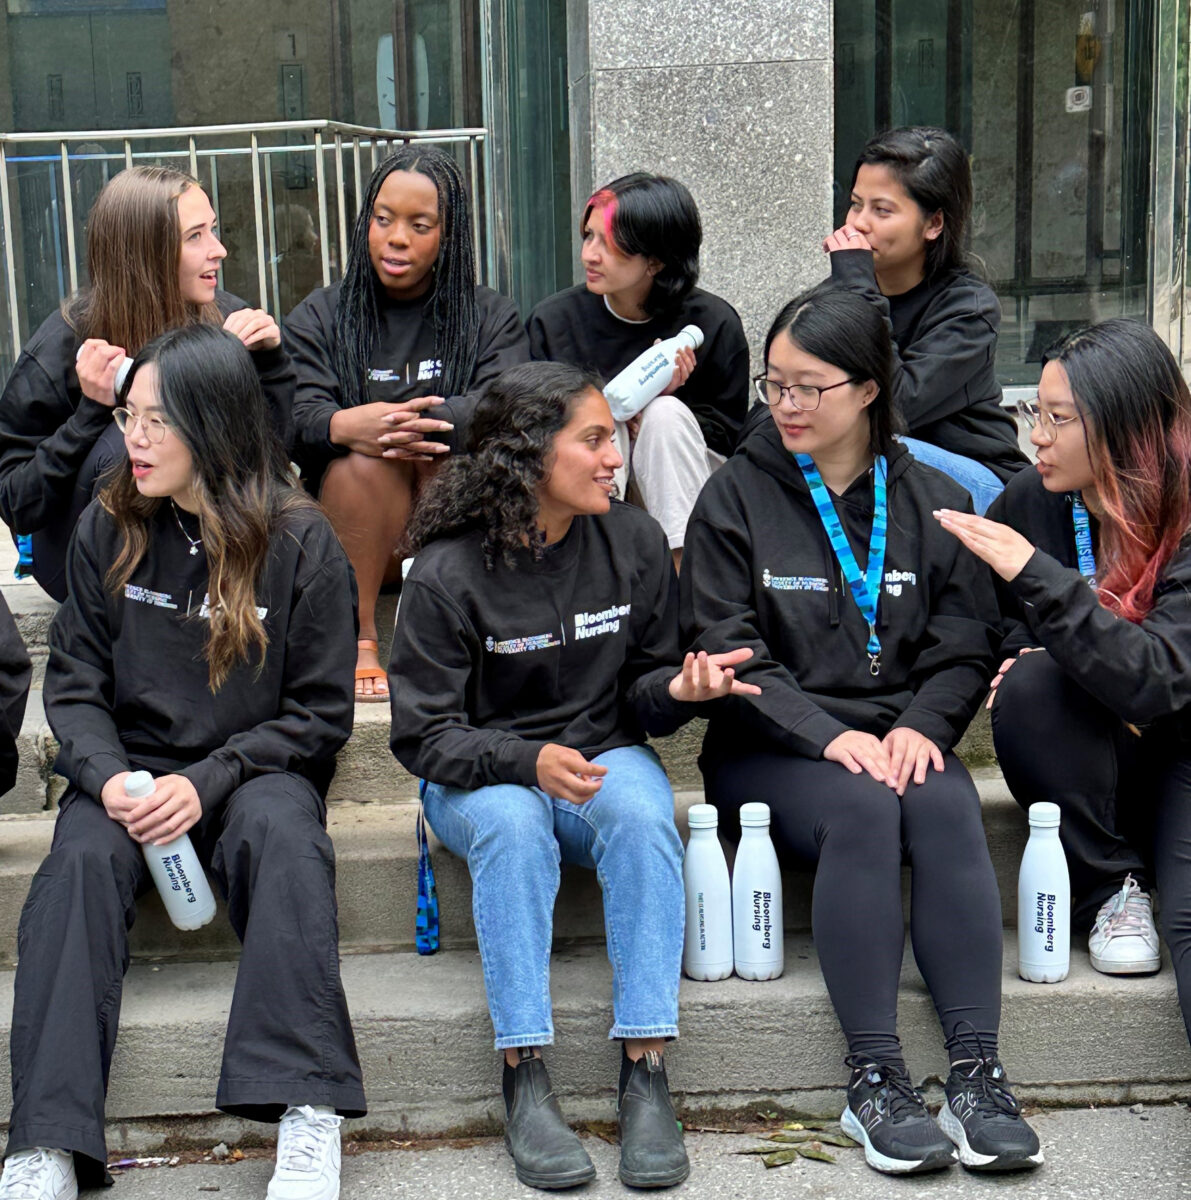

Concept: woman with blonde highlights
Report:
left=0, top=325, right=364, bottom=1200
left=0, top=165, right=294, bottom=601
left=937, top=317, right=1191, bottom=1023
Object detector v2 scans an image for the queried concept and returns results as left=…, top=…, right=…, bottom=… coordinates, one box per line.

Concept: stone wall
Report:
left=568, top=0, right=834, bottom=368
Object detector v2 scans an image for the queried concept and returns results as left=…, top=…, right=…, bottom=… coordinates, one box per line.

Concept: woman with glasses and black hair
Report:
left=0, top=325, right=365, bottom=1200
left=285, top=146, right=529, bottom=702
left=937, top=319, right=1191, bottom=1027
left=0, top=166, right=295, bottom=602
left=527, top=173, right=749, bottom=570
left=683, top=283, right=1042, bottom=1177
left=818, top=126, right=1027, bottom=512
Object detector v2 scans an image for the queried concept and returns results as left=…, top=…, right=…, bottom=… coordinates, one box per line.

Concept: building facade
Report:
left=0, top=0, right=1186, bottom=384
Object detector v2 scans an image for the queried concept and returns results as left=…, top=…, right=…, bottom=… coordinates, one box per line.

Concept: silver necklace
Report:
left=171, top=501, right=202, bottom=556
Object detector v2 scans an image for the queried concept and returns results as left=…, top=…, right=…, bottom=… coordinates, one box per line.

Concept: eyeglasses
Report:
left=753, top=375, right=858, bottom=411
left=112, top=407, right=171, bottom=444
left=1014, top=397, right=1080, bottom=445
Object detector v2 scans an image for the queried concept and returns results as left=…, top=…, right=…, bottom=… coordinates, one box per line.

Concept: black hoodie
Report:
left=527, top=284, right=750, bottom=458
left=985, top=467, right=1100, bottom=657
left=681, top=419, right=999, bottom=763
left=284, top=280, right=530, bottom=487
left=45, top=500, right=357, bottom=809
left=0, top=292, right=296, bottom=537
left=0, top=593, right=31, bottom=797
left=989, top=467, right=1191, bottom=739
left=389, top=501, right=694, bottom=790
left=829, top=250, right=1027, bottom=481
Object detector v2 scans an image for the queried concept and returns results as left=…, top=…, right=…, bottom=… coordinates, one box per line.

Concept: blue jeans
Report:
left=422, top=744, right=684, bottom=1049
left=899, top=436, right=1004, bottom=515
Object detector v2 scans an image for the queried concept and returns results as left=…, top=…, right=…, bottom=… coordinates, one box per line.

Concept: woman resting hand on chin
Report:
left=389, top=361, right=756, bottom=1192
left=682, top=283, right=1042, bottom=1177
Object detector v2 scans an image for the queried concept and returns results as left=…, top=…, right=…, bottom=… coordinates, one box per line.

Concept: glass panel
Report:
left=499, top=0, right=571, bottom=315
left=834, top=0, right=1155, bottom=385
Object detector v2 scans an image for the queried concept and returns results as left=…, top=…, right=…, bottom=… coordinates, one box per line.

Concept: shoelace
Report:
left=844, top=1054, right=926, bottom=1122
left=275, top=1106, right=341, bottom=1173
left=1, top=1150, right=65, bottom=1200
left=949, top=1024, right=1021, bottom=1119
left=1095, top=874, right=1152, bottom=939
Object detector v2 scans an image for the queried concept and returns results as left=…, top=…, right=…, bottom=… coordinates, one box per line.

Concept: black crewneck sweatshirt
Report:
left=526, top=284, right=750, bottom=458
left=389, top=501, right=695, bottom=790
left=681, top=420, right=999, bottom=762
left=829, top=250, right=1027, bottom=481
left=284, top=280, right=530, bottom=486
left=45, top=500, right=357, bottom=809
left=0, top=291, right=296, bottom=536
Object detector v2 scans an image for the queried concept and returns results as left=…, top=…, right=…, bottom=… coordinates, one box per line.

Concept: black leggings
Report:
left=993, top=650, right=1191, bottom=1043
left=704, top=750, right=1003, bottom=1066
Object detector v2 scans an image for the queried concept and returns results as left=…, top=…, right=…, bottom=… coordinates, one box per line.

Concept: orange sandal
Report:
left=354, top=638, right=389, bottom=703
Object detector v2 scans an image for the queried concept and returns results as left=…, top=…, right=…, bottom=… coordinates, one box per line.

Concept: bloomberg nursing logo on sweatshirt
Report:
left=574, top=604, right=631, bottom=640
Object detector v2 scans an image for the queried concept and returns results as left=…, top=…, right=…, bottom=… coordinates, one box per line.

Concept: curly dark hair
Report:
left=407, top=361, right=603, bottom=568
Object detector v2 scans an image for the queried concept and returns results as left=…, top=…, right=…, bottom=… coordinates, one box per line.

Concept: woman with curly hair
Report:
left=0, top=165, right=295, bottom=602
left=388, top=360, right=756, bottom=1192
left=285, top=146, right=529, bottom=701
left=938, top=319, right=1191, bottom=1015
left=0, top=324, right=364, bottom=1200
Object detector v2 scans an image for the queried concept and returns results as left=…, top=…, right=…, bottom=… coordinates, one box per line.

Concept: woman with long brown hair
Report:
left=0, top=324, right=363, bottom=1200
left=0, top=165, right=294, bottom=601
left=936, top=318, right=1191, bottom=1029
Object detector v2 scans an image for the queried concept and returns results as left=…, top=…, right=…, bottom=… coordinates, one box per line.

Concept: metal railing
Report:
left=0, top=119, right=491, bottom=365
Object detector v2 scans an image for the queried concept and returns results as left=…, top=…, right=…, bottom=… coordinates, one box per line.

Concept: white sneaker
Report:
left=1088, top=874, right=1161, bottom=974
left=0, top=1149, right=77, bottom=1200
left=267, top=1105, right=343, bottom=1200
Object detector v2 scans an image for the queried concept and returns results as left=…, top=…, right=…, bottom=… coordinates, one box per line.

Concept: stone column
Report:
left=568, top=0, right=833, bottom=364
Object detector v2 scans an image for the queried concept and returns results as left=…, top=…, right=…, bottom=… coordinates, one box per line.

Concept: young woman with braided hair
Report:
left=285, top=146, right=528, bottom=700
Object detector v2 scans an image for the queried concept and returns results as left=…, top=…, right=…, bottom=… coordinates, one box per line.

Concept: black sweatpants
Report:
left=5, top=772, right=365, bottom=1187
left=704, top=750, right=1003, bottom=1066
left=993, top=650, right=1191, bottom=1043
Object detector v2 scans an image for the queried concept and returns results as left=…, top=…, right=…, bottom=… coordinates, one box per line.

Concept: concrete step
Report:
left=0, top=774, right=1029, bottom=966
left=0, top=939, right=1184, bottom=1149
left=5, top=679, right=998, bottom=814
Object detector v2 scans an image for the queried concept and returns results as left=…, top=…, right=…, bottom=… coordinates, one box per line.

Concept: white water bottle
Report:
left=1017, top=801, right=1070, bottom=983
left=603, top=325, right=704, bottom=422
left=732, top=802, right=784, bottom=980
left=127, top=771, right=217, bottom=931
left=683, top=804, right=734, bottom=981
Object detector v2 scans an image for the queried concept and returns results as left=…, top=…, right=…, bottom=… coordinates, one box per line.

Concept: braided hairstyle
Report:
left=332, top=146, right=479, bottom=407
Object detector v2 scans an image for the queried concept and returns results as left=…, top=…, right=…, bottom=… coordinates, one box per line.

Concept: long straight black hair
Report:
left=764, top=284, right=900, bottom=458
left=332, top=146, right=479, bottom=407
left=104, top=324, right=311, bottom=688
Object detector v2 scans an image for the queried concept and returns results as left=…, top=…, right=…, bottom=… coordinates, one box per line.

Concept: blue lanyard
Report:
left=795, top=454, right=888, bottom=676
left=1071, top=495, right=1096, bottom=581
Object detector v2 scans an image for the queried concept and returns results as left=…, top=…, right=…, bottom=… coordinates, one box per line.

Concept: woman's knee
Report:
left=431, top=783, right=558, bottom=865
left=219, top=774, right=328, bottom=856
left=588, top=748, right=681, bottom=847
left=808, top=777, right=901, bottom=860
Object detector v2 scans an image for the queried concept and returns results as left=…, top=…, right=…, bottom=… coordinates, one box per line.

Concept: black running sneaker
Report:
left=939, top=1053, right=1044, bottom=1172
left=840, top=1056, right=957, bottom=1175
